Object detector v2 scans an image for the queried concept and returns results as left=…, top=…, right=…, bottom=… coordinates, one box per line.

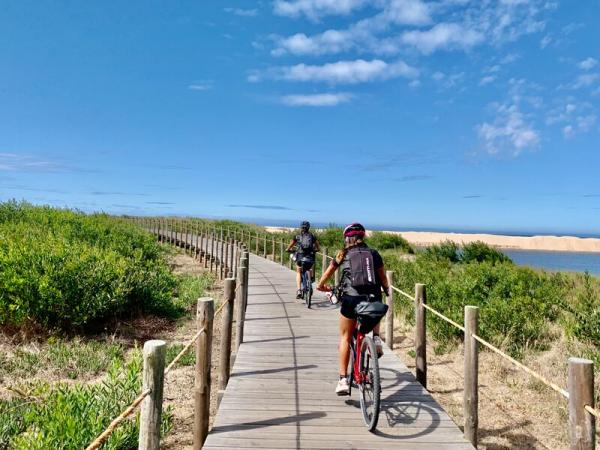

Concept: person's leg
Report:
left=295, top=266, right=302, bottom=289
left=339, top=315, right=356, bottom=377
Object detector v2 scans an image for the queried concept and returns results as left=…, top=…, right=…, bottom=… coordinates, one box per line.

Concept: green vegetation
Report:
left=388, top=240, right=600, bottom=359
left=0, top=338, right=124, bottom=380
left=0, top=351, right=172, bottom=450
left=0, top=201, right=177, bottom=330
left=173, top=273, right=215, bottom=311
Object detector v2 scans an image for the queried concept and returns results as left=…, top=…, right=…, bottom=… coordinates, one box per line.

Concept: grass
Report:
left=0, top=338, right=125, bottom=381
left=0, top=351, right=173, bottom=450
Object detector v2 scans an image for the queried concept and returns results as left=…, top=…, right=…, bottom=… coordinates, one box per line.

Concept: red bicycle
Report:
left=326, top=287, right=388, bottom=431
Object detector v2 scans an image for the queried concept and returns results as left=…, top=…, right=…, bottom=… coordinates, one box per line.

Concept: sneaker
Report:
left=296, top=289, right=303, bottom=299
left=373, top=335, right=384, bottom=358
left=335, top=378, right=350, bottom=396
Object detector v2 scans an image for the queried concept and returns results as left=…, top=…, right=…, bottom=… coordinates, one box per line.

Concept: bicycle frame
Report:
left=351, top=330, right=366, bottom=385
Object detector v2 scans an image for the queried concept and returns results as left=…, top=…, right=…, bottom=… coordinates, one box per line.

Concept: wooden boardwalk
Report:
left=203, top=254, right=474, bottom=450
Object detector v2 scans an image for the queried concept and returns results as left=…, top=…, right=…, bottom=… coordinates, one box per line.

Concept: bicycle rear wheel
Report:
left=359, top=336, right=381, bottom=431
left=302, top=270, right=312, bottom=308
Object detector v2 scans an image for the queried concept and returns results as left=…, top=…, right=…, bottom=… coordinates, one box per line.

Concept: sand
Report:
left=265, top=226, right=600, bottom=253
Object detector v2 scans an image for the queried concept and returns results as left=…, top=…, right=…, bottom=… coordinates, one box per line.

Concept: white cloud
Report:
left=401, top=23, right=484, bottom=54
left=562, top=114, right=597, bottom=138
left=477, top=103, right=540, bottom=156
left=272, top=30, right=353, bottom=57
left=578, top=57, right=598, bottom=70
left=0, top=153, right=66, bottom=172
left=252, top=59, right=418, bottom=84
left=273, top=0, right=367, bottom=20
left=270, top=1, right=548, bottom=57
left=540, top=35, right=552, bottom=48
left=479, top=75, right=496, bottom=86
left=224, top=7, right=258, bottom=17
left=573, top=73, right=600, bottom=89
left=281, top=92, right=354, bottom=106
left=188, top=81, right=213, bottom=91
left=271, top=0, right=430, bottom=57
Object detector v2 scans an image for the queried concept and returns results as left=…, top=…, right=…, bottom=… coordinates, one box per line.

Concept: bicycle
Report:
left=325, top=287, right=386, bottom=431
left=290, top=253, right=313, bottom=308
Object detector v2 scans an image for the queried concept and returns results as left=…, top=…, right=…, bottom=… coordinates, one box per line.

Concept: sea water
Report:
left=502, top=250, right=600, bottom=276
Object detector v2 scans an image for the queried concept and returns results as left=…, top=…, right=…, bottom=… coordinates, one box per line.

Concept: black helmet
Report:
left=300, top=221, right=310, bottom=231
left=343, top=222, right=365, bottom=238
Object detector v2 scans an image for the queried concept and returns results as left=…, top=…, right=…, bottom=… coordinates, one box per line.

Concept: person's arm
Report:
left=377, top=265, right=390, bottom=296
left=286, top=238, right=297, bottom=252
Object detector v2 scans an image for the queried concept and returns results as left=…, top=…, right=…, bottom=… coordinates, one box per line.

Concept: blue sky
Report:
left=1, top=1, right=599, bottom=235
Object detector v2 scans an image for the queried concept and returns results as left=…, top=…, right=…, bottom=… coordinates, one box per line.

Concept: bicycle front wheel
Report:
left=302, top=271, right=312, bottom=308
left=359, top=336, right=381, bottom=431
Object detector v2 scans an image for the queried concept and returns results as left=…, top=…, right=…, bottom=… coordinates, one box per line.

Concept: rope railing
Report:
left=471, top=333, right=569, bottom=399
left=135, top=218, right=599, bottom=449
left=85, top=220, right=246, bottom=449
left=85, top=389, right=152, bottom=450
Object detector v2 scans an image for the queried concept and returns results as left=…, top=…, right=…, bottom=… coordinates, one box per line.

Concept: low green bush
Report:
left=389, top=243, right=566, bottom=357
left=367, top=231, right=413, bottom=253
left=0, top=201, right=177, bottom=330
left=0, top=351, right=172, bottom=449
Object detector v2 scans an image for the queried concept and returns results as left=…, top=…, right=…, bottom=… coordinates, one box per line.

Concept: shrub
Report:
left=0, top=351, right=172, bottom=449
left=367, top=231, right=413, bottom=253
left=388, top=252, right=566, bottom=357
left=461, top=241, right=512, bottom=264
left=0, top=202, right=177, bottom=330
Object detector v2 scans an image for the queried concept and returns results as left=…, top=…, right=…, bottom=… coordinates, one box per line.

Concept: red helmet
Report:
left=343, top=223, right=365, bottom=238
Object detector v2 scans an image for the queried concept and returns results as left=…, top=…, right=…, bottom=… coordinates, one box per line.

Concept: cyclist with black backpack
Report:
left=316, top=223, right=390, bottom=396
left=286, top=221, right=320, bottom=299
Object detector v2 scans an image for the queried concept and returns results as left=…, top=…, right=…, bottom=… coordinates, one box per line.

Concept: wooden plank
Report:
left=203, top=253, right=473, bottom=450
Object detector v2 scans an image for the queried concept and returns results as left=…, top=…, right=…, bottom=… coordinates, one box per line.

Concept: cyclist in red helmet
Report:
left=316, top=223, right=390, bottom=395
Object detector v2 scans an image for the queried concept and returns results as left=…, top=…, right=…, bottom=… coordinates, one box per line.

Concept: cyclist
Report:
left=286, top=221, right=320, bottom=299
left=316, top=223, right=390, bottom=396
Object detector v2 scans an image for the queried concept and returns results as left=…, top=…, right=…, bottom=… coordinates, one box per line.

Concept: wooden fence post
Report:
left=280, top=241, right=284, bottom=265
left=220, top=228, right=225, bottom=279
left=224, top=235, right=230, bottom=277
left=322, top=248, right=328, bottom=278
left=415, top=283, right=427, bottom=388
left=194, top=298, right=214, bottom=450
left=243, top=251, right=249, bottom=311
left=210, top=231, right=215, bottom=273
left=568, top=357, right=595, bottom=450
left=255, top=232, right=259, bottom=254
left=139, top=340, right=166, bottom=450
left=235, top=260, right=248, bottom=350
left=218, top=278, right=236, bottom=405
left=464, top=305, right=479, bottom=447
left=385, top=271, right=394, bottom=349
left=263, top=235, right=267, bottom=258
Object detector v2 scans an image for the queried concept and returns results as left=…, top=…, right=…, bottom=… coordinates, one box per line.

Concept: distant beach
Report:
left=265, top=226, right=600, bottom=253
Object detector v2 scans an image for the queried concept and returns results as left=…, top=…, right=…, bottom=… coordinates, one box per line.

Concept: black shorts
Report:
left=296, top=255, right=314, bottom=270
left=340, top=295, right=382, bottom=320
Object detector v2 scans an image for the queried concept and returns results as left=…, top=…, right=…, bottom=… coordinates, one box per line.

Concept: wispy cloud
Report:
left=91, top=191, right=151, bottom=197
left=227, top=204, right=293, bottom=210
left=146, top=201, right=175, bottom=205
left=477, top=103, right=540, bottom=156
left=188, top=80, right=214, bottom=91
left=396, top=175, right=433, bottom=182
left=281, top=92, right=353, bottom=106
left=224, top=7, right=258, bottom=17
left=273, top=0, right=368, bottom=21
left=0, top=153, right=70, bottom=173
left=572, top=73, right=599, bottom=89
left=462, top=195, right=482, bottom=199
left=250, top=59, right=418, bottom=84
left=401, top=23, right=484, bottom=54
left=578, top=57, right=598, bottom=70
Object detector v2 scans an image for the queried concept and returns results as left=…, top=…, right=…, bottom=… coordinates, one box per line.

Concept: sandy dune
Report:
left=265, top=226, right=600, bottom=253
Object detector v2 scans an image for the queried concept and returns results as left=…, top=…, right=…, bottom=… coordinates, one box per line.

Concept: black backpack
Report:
left=297, top=233, right=314, bottom=253
left=348, top=247, right=377, bottom=289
